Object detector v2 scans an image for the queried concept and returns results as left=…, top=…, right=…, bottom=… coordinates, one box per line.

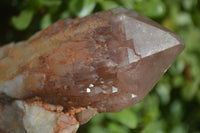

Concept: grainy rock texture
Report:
left=0, top=7, right=184, bottom=133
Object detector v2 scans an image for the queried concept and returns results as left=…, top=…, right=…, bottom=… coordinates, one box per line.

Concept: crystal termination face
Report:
left=0, top=7, right=185, bottom=133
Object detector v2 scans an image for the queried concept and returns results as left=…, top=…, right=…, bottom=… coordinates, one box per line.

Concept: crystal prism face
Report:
left=0, top=7, right=185, bottom=114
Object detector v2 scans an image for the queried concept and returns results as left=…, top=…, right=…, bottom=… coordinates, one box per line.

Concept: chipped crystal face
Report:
left=0, top=7, right=184, bottom=132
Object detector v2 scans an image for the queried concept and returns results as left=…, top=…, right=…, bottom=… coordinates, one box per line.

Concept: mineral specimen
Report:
left=0, top=7, right=185, bottom=133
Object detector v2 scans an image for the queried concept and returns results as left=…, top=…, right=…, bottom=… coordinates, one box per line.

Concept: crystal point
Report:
left=0, top=7, right=184, bottom=132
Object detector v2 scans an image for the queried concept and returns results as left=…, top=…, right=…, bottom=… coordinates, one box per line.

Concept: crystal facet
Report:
left=0, top=7, right=185, bottom=133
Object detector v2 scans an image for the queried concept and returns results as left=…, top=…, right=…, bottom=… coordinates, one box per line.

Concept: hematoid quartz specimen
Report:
left=0, top=7, right=185, bottom=133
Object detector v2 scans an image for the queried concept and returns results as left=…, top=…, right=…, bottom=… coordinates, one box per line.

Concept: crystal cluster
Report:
left=0, top=7, right=184, bottom=133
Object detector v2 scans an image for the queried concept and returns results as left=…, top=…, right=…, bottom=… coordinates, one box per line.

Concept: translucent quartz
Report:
left=0, top=7, right=184, bottom=133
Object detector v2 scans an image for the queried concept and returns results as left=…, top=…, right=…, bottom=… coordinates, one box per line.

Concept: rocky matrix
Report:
left=0, top=7, right=184, bottom=133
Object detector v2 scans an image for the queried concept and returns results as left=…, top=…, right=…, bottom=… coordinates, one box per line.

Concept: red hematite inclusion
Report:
left=0, top=7, right=185, bottom=114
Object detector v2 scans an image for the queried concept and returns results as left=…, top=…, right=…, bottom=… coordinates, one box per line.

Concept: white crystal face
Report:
left=0, top=74, right=25, bottom=98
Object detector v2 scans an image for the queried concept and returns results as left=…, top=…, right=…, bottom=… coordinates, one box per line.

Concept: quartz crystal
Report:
left=0, top=7, right=185, bottom=133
